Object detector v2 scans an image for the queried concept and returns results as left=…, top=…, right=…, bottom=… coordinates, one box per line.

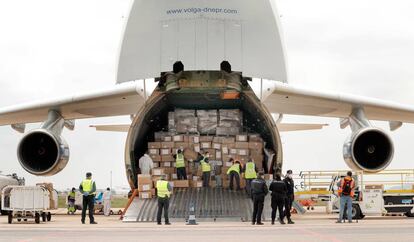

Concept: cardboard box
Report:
left=199, top=136, right=214, bottom=142
left=150, top=154, right=162, bottom=162
left=225, top=161, right=233, bottom=167
left=152, top=168, right=165, bottom=176
left=163, top=136, right=172, bottom=142
left=248, top=142, right=263, bottom=150
left=213, top=136, right=223, bottom=143
left=138, top=174, right=152, bottom=184
left=173, top=180, right=190, bottom=188
left=212, top=143, right=221, bottom=150
left=190, top=135, right=200, bottom=144
left=221, top=166, right=229, bottom=174
left=148, top=148, right=159, bottom=155
left=152, top=175, right=170, bottom=183
left=251, top=154, right=264, bottom=163
left=161, top=161, right=172, bottom=167
left=192, top=176, right=201, bottom=181
left=139, top=191, right=152, bottom=199
left=161, top=142, right=175, bottom=148
left=235, top=142, right=249, bottom=149
left=236, top=135, right=248, bottom=142
left=238, top=149, right=249, bottom=156
left=249, top=134, right=263, bottom=142
left=153, top=162, right=160, bottom=168
left=162, top=155, right=175, bottom=162
left=249, top=149, right=263, bottom=156
left=230, top=148, right=237, bottom=155
left=216, top=151, right=222, bottom=159
left=221, top=137, right=236, bottom=144
left=160, top=148, right=171, bottom=155
left=148, top=142, right=161, bottom=149
left=193, top=144, right=201, bottom=152
left=138, top=182, right=153, bottom=192
left=163, top=167, right=176, bottom=174
left=184, top=148, right=198, bottom=161
left=201, top=142, right=211, bottom=149
left=174, top=142, right=189, bottom=149
left=172, top=174, right=178, bottom=180
left=173, top=135, right=184, bottom=142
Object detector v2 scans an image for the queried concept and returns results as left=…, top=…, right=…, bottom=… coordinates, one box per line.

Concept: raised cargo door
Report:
left=160, top=18, right=243, bottom=72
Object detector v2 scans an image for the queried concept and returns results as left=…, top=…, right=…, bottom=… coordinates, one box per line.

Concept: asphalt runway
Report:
left=0, top=213, right=413, bottom=242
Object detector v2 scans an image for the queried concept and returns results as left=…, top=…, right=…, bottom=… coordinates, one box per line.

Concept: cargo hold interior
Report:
left=129, top=90, right=280, bottom=184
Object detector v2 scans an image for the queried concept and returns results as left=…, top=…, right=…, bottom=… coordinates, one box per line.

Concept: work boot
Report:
left=256, top=222, right=264, bottom=225
left=157, top=222, right=162, bottom=225
left=271, top=220, right=275, bottom=225
left=90, top=221, right=98, bottom=224
left=165, top=222, right=171, bottom=225
left=251, top=221, right=256, bottom=225
left=279, top=219, right=285, bottom=225
left=288, top=218, right=295, bottom=224
left=335, top=220, right=342, bottom=223
left=81, top=221, right=85, bottom=224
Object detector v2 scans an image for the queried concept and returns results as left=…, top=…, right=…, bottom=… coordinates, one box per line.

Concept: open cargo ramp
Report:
left=123, top=188, right=273, bottom=222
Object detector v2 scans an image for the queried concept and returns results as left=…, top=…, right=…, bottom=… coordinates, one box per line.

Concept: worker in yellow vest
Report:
left=227, top=158, right=241, bottom=191
left=174, top=149, right=187, bottom=180
left=200, top=151, right=211, bottom=187
left=156, top=175, right=172, bottom=225
left=79, top=172, right=97, bottom=224
left=243, top=159, right=258, bottom=196
left=67, top=187, right=76, bottom=215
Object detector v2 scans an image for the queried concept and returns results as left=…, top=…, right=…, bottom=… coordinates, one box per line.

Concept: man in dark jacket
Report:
left=283, top=170, right=295, bottom=224
left=250, top=171, right=268, bottom=225
left=269, top=173, right=287, bottom=225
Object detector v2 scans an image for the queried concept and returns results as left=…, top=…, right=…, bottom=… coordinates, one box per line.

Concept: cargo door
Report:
left=160, top=18, right=243, bottom=72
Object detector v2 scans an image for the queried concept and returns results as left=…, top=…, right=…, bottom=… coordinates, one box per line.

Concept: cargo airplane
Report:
left=1, top=0, right=414, bottom=189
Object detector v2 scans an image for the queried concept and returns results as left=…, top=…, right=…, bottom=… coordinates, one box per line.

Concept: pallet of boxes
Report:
left=137, top=109, right=268, bottom=199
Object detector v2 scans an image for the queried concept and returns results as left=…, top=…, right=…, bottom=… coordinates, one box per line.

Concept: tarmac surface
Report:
left=0, top=210, right=413, bottom=242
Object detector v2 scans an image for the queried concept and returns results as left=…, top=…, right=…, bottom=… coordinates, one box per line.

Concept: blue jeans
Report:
left=339, top=195, right=353, bottom=222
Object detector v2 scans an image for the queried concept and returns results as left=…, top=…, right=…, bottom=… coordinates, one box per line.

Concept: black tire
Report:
left=42, top=212, right=47, bottom=222
left=405, top=211, right=414, bottom=217
left=35, top=213, right=40, bottom=224
left=24, top=219, right=27, bottom=222
left=343, top=204, right=362, bottom=220
left=7, top=213, right=12, bottom=224
left=17, top=219, right=21, bottom=222
left=47, top=212, right=51, bottom=222
left=1, top=210, right=9, bottom=216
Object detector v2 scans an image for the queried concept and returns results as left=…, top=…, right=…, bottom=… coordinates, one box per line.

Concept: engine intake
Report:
left=343, top=127, right=393, bottom=172
left=17, top=129, right=69, bottom=176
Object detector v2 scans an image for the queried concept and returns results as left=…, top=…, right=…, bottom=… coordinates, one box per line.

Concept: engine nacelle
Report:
left=343, top=127, right=394, bottom=172
left=17, top=129, right=69, bottom=176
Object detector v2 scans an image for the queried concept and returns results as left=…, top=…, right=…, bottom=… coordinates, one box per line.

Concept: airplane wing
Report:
left=277, top=123, right=328, bottom=132
left=90, top=124, right=130, bottom=132
left=0, top=81, right=146, bottom=126
left=263, top=82, right=414, bottom=126
left=89, top=123, right=328, bottom=133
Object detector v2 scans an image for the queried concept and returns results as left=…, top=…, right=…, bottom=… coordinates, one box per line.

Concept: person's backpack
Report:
left=342, top=178, right=353, bottom=196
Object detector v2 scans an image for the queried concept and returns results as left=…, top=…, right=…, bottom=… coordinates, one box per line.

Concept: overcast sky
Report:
left=1, top=0, right=414, bottom=190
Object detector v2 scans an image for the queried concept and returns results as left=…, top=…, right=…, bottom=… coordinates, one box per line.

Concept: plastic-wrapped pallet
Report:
left=175, top=109, right=198, bottom=133
left=168, top=112, right=176, bottom=131
left=219, top=109, right=243, bottom=128
left=197, top=110, right=218, bottom=134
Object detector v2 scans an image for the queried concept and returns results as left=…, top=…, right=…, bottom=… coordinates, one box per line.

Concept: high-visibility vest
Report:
left=156, top=180, right=170, bottom=198
left=176, top=154, right=185, bottom=168
left=82, top=179, right=95, bottom=195
left=200, top=157, right=211, bottom=172
left=244, top=162, right=257, bottom=179
left=68, top=191, right=76, bottom=199
left=227, top=164, right=240, bottom=175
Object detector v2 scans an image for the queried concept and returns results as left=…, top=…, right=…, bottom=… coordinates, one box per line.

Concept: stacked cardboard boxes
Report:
left=137, top=109, right=269, bottom=199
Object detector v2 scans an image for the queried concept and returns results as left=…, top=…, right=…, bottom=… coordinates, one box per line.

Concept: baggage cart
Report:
left=1, top=186, right=55, bottom=224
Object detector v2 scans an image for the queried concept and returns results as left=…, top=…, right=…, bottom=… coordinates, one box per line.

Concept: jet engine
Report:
left=343, top=127, right=394, bottom=173
left=17, top=129, right=69, bottom=176
left=17, top=110, right=70, bottom=176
